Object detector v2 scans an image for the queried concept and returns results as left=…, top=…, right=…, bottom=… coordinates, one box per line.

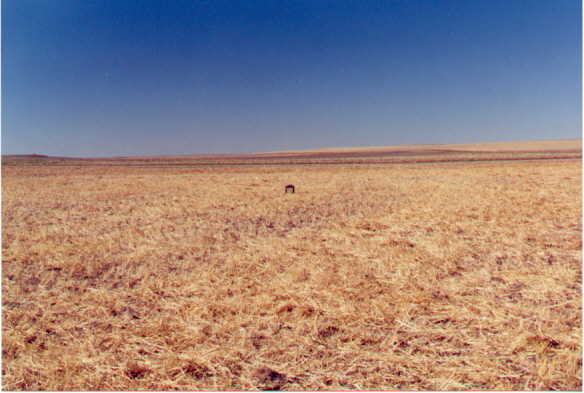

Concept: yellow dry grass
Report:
left=2, top=159, right=581, bottom=390
left=279, top=138, right=582, bottom=153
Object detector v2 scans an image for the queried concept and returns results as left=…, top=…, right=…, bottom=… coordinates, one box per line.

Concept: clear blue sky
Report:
left=2, top=0, right=581, bottom=157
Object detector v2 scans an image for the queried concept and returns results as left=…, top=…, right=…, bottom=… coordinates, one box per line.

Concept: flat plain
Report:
left=2, top=140, right=582, bottom=390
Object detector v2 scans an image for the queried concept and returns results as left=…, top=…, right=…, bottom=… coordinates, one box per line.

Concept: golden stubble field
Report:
left=2, top=159, right=581, bottom=390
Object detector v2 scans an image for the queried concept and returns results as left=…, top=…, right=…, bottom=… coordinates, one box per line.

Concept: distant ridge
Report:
left=2, top=138, right=581, bottom=162
left=269, top=138, right=582, bottom=154
left=3, top=154, right=50, bottom=158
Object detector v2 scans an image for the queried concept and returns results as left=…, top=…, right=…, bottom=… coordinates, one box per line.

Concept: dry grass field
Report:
left=3, top=138, right=581, bottom=167
left=2, top=147, right=582, bottom=390
left=278, top=138, right=583, bottom=154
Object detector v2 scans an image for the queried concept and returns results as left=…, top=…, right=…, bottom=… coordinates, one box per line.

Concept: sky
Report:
left=2, top=0, right=582, bottom=157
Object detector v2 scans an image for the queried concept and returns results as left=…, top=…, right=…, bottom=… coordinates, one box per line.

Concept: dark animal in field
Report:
left=285, top=184, right=295, bottom=193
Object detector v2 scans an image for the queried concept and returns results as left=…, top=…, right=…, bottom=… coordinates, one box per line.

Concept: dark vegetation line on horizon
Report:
left=2, top=155, right=581, bottom=168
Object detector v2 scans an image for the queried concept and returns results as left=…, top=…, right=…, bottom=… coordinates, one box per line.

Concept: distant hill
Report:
left=3, top=154, right=49, bottom=158
left=272, top=138, right=582, bottom=154
left=2, top=138, right=581, bottom=166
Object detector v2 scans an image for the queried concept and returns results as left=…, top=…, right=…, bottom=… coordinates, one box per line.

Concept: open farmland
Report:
left=3, top=138, right=581, bottom=167
left=2, top=145, right=582, bottom=390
